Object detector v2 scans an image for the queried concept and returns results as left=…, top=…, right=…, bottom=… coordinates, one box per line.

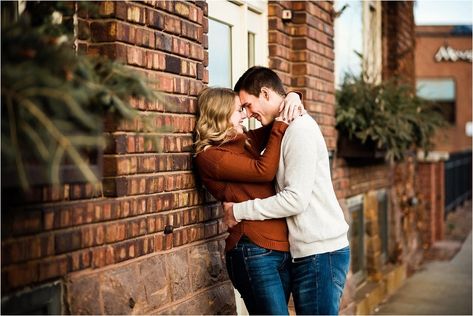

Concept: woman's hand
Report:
left=278, top=91, right=306, bottom=123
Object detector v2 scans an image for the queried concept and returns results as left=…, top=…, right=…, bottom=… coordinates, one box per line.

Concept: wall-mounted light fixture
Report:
left=282, top=9, right=292, bottom=22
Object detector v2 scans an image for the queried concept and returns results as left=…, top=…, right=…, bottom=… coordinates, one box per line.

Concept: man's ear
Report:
left=260, top=87, right=270, bottom=101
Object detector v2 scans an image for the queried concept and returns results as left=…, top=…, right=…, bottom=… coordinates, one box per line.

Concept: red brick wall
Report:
left=417, top=161, right=445, bottom=246
left=382, top=1, right=416, bottom=84
left=268, top=1, right=337, bottom=150
left=1, top=1, right=234, bottom=314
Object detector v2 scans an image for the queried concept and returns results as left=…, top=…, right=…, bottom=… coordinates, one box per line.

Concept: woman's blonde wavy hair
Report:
left=194, top=87, right=239, bottom=155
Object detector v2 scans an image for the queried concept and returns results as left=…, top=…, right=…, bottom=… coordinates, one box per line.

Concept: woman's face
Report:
left=230, top=96, right=247, bottom=134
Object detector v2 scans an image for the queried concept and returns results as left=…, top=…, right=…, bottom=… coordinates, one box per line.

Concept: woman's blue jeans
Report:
left=225, top=239, right=291, bottom=315
left=291, top=246, right=350, bottom=315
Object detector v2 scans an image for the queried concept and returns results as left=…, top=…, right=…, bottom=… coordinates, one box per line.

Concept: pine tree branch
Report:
left=22, top=87, right=98, bottom=130
left=6, top=94, right=29, bottom=189
left=13, top=92, right=101, bottom=187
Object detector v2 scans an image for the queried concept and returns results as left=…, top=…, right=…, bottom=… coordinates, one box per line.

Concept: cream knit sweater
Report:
left=233, top=114, right=349, bottom=258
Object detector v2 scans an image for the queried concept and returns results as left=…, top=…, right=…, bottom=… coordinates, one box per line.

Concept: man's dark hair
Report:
left=234, top=66, right=286, bottom=97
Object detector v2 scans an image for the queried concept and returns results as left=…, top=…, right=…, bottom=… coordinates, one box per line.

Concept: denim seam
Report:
left=244, top=248, right=273, bottom=259
left=329, top=251, right=348, bottom=291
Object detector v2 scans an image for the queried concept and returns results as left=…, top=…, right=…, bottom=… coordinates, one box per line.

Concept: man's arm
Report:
left=231, top=123, right=319, bottom=221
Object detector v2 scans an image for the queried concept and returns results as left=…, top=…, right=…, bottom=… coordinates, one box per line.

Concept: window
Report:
left=248, top=32, right=255, bottom=67
left=334, top=0, right=363, bottom=87
left=347, top=194, right=365, bottom=285
left=207, top=0, right=268, bottom=130
left=208, top=19, right=232, bottom=87
left=417, top=78, right=456, bottom=124
left=1, top=283, right=62, bottom=314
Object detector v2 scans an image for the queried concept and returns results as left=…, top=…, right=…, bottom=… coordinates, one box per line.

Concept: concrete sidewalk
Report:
left=374, top=232, right=472, bottom=315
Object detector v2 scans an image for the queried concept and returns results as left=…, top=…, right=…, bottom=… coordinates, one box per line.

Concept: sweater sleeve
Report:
left=199, top=121, right=288, bottom=182
left=233, top=122, right=319, bottom=220
left=245, top=123, right=272, bottom=153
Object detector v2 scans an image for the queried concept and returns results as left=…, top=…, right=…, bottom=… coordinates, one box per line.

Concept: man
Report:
left=225, top=66, right=350, bottom=315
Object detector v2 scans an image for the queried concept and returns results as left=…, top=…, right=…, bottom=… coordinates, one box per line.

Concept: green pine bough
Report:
left=1, top=2, right=164, bottom=190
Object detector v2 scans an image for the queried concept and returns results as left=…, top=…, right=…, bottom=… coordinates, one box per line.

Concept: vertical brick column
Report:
left=418, top=161, right=446, bottom=245
left=381, top=1, right=416, bottom=83
left=417, top=162, right=437, bottom=247
left=268, top=1, right=337, bottom=150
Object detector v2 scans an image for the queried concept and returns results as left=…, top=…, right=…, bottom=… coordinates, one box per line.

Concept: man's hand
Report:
left=223, top=202, right=238, bottom=228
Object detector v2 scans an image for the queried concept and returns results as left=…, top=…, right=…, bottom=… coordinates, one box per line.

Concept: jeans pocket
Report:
left=244, top=244, right=273, bottom=259
left=330, top=247, right=350, bottom=291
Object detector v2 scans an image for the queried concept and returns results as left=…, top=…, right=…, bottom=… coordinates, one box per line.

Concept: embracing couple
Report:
left=194, top=66, right=350, bottom=315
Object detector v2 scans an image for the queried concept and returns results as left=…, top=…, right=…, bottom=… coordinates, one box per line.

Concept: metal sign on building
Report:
left=434, top=45, right=473, bottom=63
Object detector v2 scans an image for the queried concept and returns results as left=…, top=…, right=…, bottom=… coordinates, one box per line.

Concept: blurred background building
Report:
left=415, top=25, right=472, bottom=244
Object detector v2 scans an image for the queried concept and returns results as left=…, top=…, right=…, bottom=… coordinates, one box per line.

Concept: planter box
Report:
left=337, top=135, right=386, bottom=160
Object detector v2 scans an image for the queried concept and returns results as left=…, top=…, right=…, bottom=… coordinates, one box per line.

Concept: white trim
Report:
left=208, top=0, right=268, bottom=87
left=417, top=150, right=450, bottom=162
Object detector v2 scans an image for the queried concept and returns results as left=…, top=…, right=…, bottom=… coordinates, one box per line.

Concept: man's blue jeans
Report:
left=225, top=238, right=291, bottom=315
left=291, top=246, right=350, bottom=315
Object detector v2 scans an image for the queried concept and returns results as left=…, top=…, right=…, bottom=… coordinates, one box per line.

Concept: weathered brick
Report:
left=165, top=55, right=181, bottom=74
left=127, top=4, right=145, bottom=24
left=174, top=2, right=190, bottom=18
left=146, top=8, right=165, bottom=30
left=127, top=46, right=146, bottom=66
left=90, top=21, right=117, bottom=42
left=4, top=261, right=39, bottom=292
left=114, top=0, right=127, bottom=20
left=164, top=15, right=181, bottom=35
left=181, top=20, right=199, bottom=41
left=55, top=229, right=82, bottom=254
left=39, top=256, right=68, bottom=281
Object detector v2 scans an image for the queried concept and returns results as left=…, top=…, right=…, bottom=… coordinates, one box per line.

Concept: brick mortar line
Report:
left=79, top=4, right=204, bottom=28
left=82, top=37, right=206, bottom=63
left=102, top=170, right=194, bottom=179
left=7, top=188, right=201, bottom=209
left=102, top=152, right=192, bottom=157
left=38, top=233, right=228, bottom=278
left=104, top=131, right=193, bottom=136
left=1, top=218, right=224, bottom=264
left=3, top=201, right=221, bottom=242
left=123, top=63, right=205, bottom=80
left=270, top=51, right=335, bottom=67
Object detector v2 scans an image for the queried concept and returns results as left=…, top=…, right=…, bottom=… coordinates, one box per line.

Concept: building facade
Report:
left=1, top=1, right=433, bottom=315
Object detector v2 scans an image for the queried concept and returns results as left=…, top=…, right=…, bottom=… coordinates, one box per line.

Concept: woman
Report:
left=194, top=87, right=302, bottom=315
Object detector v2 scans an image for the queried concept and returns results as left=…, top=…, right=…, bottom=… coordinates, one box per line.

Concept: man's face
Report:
left=239, top=89, right=280, bottom=126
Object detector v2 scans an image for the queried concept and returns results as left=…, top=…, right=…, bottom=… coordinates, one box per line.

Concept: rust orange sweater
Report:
left=194, top=121, right=289, bottom=252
